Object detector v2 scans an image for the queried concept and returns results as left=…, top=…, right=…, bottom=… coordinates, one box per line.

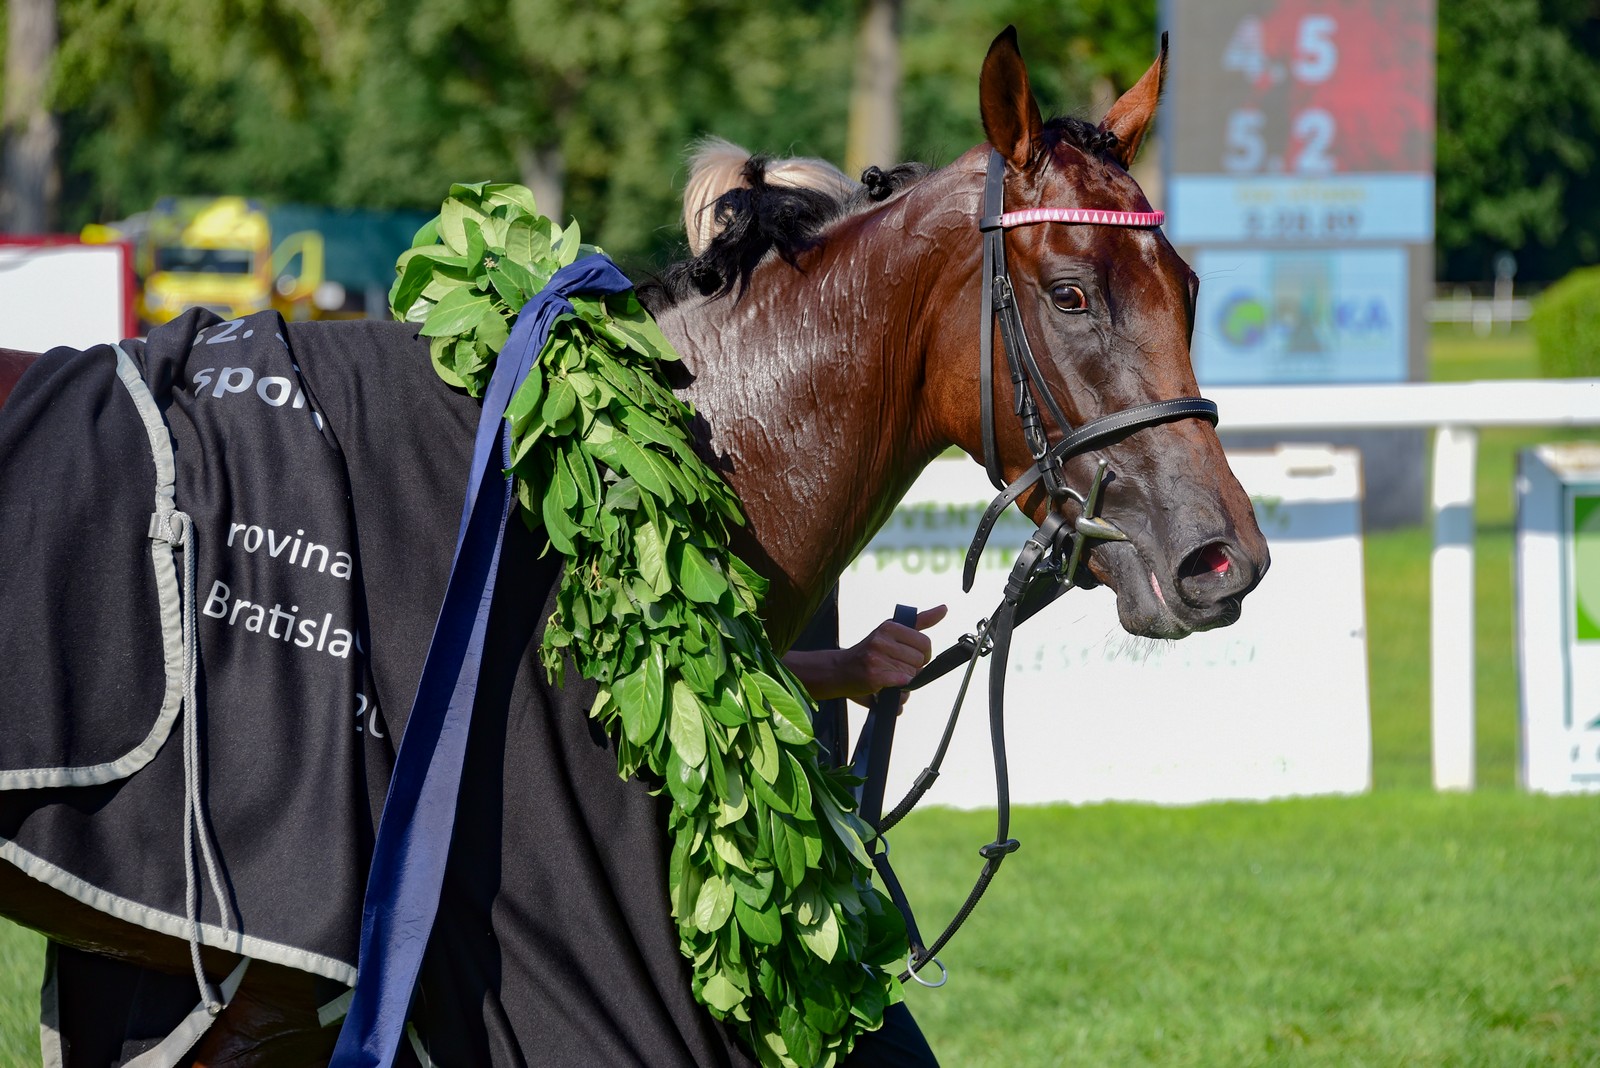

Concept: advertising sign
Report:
left=1516, top=445, right=1600, bottom=794
left=1192, top=247, right=1406, bottom=384
left=1161, top=0, right=1435, bottom=385
left=838, top=449, right=1371, bottom=807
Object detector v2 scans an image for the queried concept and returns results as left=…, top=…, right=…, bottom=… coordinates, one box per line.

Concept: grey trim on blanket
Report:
left=0, top=839, right=358, bottom=986
left=408, top=1024, right=441, bottom=1068
left=40, top=942, right=63, bottom=1068
left=316, top=987, right=355, bottom=1028
left=121, top=958, right=251, bottom=1068
left=0, top=344, right=186, bottom=791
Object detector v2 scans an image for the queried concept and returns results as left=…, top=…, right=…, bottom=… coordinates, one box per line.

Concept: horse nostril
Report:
left=1179, top=541, right=1233, bottom=582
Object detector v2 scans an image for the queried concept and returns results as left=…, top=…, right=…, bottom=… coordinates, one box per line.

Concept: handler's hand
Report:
left=783, top=605, right=949, bottom=705
left=843, top=605, right=949, bottom=703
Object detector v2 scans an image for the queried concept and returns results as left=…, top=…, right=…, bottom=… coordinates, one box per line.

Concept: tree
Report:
left=1435, top=0, right=1600, bottom=282
left=2, top=0, right=60, bottom=232
left=846, top=0, right=902, bottom=175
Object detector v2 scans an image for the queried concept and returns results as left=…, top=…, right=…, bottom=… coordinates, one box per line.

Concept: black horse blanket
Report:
left=0, top=311, right=758, bottom=1066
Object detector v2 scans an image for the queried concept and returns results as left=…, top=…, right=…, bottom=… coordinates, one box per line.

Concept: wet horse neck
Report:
left=656, top=199, right=960, bottom=649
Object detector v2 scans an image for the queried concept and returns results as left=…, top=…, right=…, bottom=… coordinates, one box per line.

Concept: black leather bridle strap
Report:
left=962, top=396, right=1219, bottom=592
left=978, top=153, right=1005, bottom=490
left=876, top=512, right=1069, bottom=983
left=980, top=151, right=1078, bottom=496
left=852, top=603, right=922, bottom=831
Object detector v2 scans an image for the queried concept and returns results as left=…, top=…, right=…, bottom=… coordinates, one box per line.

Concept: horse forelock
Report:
left=1041, top=115, right=1122, bottom=162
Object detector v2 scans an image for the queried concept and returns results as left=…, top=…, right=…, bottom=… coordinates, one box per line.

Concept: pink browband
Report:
left=992, top=207, right=1164, bottom=229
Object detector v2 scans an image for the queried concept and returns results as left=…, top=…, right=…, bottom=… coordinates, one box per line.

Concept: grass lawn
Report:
left=3, top=325, right=1597, bottom=1065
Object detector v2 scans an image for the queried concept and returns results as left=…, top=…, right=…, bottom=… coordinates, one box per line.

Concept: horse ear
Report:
left=980, top=26, right=1045, bottom=169
left=1099, top=32, right=1168, bottom=169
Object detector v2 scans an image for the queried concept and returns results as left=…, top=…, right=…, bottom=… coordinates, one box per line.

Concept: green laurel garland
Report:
left=391, top=182, right=905, bottom=1068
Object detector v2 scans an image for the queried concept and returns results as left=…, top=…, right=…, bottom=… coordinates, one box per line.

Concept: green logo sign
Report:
left=1572, top=495, right=1600, bottom=640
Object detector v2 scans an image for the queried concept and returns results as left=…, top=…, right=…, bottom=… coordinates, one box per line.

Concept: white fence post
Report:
left=1430, top=424, right=1479, bottom=791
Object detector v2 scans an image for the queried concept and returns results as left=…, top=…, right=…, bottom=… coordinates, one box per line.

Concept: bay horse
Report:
left=0, top=28, right=1266, bottom=1068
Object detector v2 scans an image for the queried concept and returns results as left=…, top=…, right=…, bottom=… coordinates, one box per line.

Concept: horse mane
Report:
left=639, top=139, right=931, bottom=311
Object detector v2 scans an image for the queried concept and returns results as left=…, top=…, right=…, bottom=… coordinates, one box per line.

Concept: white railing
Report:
left=1207, top=379, right=1600, bottom=790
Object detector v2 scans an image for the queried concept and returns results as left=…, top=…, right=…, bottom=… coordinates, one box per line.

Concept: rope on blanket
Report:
left=154, top=505, right=232, bottom=1013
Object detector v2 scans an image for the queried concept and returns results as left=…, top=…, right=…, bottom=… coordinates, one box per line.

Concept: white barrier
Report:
left=0, top=239, right=136, bottom=351
left=1208, top=380, right=1600, bottom=790
left=839, top=448, right=1371, bottom=807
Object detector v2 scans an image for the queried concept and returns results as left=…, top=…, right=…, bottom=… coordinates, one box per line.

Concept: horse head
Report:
left=918, top=28, right=1270, bottom=640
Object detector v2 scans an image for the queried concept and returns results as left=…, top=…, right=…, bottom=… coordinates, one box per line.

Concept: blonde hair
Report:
left=682, top=137, right=861, bottom=256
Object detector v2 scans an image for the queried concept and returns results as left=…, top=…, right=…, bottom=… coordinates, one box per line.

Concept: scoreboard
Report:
left=1161, top=0, right=1435, bottom=385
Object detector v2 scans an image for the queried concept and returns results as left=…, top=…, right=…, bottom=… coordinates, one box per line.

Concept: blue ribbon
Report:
left=331, top=254, right=635, bottom=1068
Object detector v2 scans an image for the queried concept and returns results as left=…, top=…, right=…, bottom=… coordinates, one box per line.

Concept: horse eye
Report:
left=1051, top=284, right=1088, bottom=313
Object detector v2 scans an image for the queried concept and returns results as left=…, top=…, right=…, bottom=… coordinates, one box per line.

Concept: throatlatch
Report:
left=850, top=149, right=1222, bottom=985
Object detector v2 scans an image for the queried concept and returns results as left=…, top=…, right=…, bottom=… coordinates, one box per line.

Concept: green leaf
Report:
left=389, top=250, right=436, bottom=318
left=816, top=794, right=873, bottom=869
left=729, top=865, right=773, bottom=909
left=848, top=974, right=886, bottom=1024
left=438, top=197, right=482, bottom=253
left=554, top=218, right=583, bottom=266
left=669, top=680, right=709, bottom=768
left=502, top=218, right=554, bottom=277
left=477, top=306, right=510, bottom=354
left=693, top=872, right=734, bottom=933
left=749, top=761, right=794, bottom=815
left=769, top=810, right=807, bottom=890
left=634, top=519, right=671, bottom=595
left=591, top=434, right=676, bottom=501
left=780, top=1001, right=822, bottom=1066
left=706, top=689, right=747, bottom=728
left=734, top=896, right=783, bottom=945
left=783, top=753, right=814, bottom=819
left=664, top=748, right=705, bottom=811
left=484, top=184, right=540, bottom=217
left=541, top=377, right=577, bottom=426
left=505, top=373, right=546, bottom=427
left=420, top=286, right=494, bottom=338
left=487, top=259, right=538, bottom=312
left=700, top=973, right=745, bottom=1014
left=715, top=768, right=748, bottom=827
left=796, top=904, right=840, bottom=962
left=676, top=541, right=729, bottom=604
left=709, top=827, right=752, bottom=873
left=612, top=648, right=665, bottom=746
left=750, top=719, right=780, bottom=784
left=464, top=217, right=487, bottom=271
left=752, top=673, right=814, bottom=746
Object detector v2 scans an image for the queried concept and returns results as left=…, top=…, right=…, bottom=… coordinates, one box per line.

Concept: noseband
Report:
left=852, top=149, right=1222, bottom=986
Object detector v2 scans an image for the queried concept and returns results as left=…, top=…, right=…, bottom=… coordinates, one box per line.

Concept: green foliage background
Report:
left=1531, top=266, right=1600, bottom=378
left=11, top=0, right=1595, bottom=280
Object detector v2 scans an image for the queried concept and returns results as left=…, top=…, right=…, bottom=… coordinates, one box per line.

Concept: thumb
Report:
left=913, top=604, right=948, bottom=631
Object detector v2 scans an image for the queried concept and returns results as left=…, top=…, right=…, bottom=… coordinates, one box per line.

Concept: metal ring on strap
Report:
left=905, top=954, right=948, bottom=989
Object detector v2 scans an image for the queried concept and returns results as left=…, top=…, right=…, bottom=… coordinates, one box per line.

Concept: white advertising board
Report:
left=1515, top=444, right=1600, bottom=794
left=838, top=447, right=1370, bottom=807
left=0, top=240, right=135, bottom=352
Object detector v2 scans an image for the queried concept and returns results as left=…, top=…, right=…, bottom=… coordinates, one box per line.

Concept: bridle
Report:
left=849, top=148, right=1220, bottom=986
left=972, top=148, right=1218, bottom=579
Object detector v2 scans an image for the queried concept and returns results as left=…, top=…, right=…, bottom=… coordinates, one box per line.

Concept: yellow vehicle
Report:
left=135, top=197, right=324, bottom=326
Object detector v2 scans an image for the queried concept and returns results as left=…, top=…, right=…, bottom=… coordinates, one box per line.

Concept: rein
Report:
left=853, top=148, right=1220, bottom=986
